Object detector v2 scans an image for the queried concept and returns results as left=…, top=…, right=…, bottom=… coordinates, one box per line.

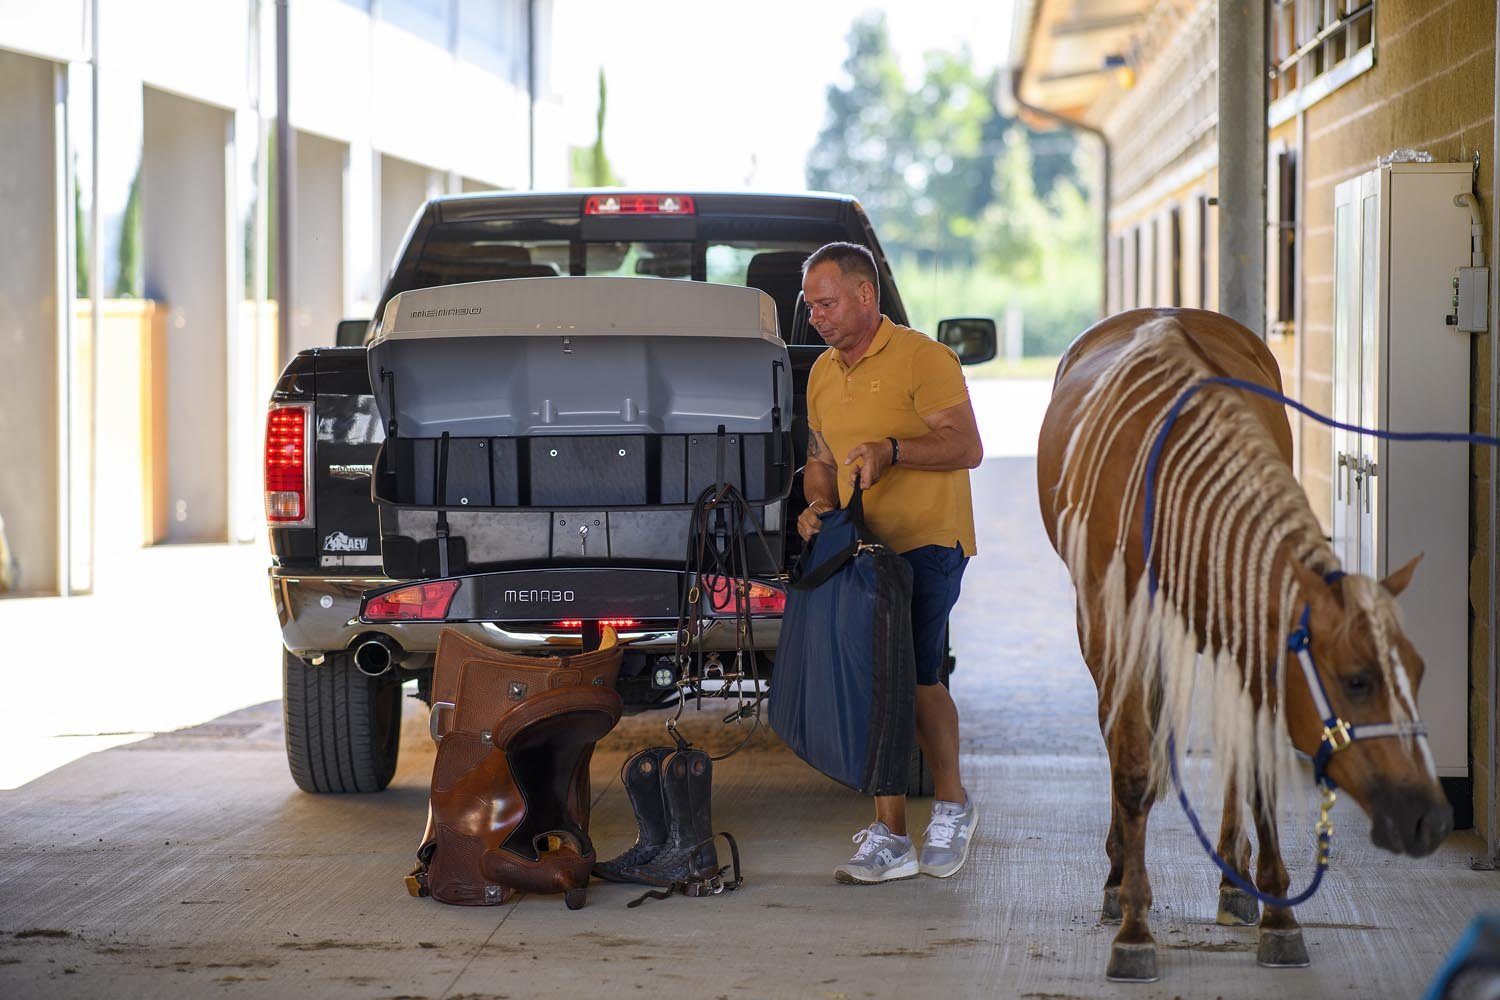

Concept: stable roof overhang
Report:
left=1010, top=0, right=1150, bottom=124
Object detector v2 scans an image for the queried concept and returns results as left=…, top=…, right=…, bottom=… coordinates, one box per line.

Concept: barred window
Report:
left=1271, top=1, right=1375, bottom=104
left=1168, top=206, right=1182, bottom=308
left=1272, top=149, right=1298, bottom=329
left=1113, top=234, right=1126, bottom=313
left=1132, top=226, right=1143, bottom=309
left=1196, top=195, right=1210, bottom=310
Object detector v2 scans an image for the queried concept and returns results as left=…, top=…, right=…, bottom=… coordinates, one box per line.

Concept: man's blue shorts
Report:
left=900, top=543, right=969, bottom=686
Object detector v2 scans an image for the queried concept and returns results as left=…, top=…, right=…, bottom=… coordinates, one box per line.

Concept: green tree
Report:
left=113, top=170, right=142, bottom=298
left=74, top=169, right=89, bottom=298
left=806, top=15, right=916, bottom=249
left=975, top=127, right=1045, bottom=279
left=245, top=133, right=276, bottom=300
left=806, top=14, right=1099, bottom=355
left=570, top=68, right=620, bottom=186
left=807, top=14, right=1078, bottom=266
left=907, top=52, right=1008, bottom=257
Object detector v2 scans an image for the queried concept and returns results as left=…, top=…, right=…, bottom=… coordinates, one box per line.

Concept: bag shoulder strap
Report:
left=845, top=484, right=867, bottom=527
left=789, top=486, right=876, bottom=591
left=789, top=538, right=860, bottom=591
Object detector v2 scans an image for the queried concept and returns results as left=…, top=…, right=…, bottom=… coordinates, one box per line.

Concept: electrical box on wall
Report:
left=1454, top=266, right=1490, bottom=333
left=1331, top=161, right=1477, bottom=783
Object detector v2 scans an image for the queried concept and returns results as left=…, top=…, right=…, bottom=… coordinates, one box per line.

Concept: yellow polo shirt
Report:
left=806, top=316, right=978, bottom=557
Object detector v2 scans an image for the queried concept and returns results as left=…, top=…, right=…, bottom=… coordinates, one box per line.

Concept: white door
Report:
left=1355, top=170, right=1383, bottom=576
left=1330, top=177, right=1362, bottom=570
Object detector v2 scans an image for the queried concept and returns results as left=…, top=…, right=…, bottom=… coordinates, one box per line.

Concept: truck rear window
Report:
left=586, top=241, right=693, bottom=278
left=407, top=225, right=831, bottom=342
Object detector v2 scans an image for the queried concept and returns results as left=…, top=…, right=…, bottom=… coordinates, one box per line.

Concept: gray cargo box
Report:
left=367, top=277, right=794, bottom=579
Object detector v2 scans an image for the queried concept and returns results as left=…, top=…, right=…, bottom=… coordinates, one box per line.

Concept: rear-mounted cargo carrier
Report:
left=367, top=277, right=794, bottom=580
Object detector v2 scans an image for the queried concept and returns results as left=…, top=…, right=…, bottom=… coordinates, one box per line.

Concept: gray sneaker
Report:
left=920, top=796, right=978, bottom=878
left=833, top=822, right=919, bottom=884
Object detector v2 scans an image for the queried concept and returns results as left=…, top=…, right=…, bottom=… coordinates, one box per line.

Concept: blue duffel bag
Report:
left=768, top=487, right=917, bottom=796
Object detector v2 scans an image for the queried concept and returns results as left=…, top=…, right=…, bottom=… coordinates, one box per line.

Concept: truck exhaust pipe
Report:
left=353, top=634, right=401, bottom=677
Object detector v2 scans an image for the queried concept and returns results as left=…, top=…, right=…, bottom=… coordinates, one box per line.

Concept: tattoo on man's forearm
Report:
left=807, top=430, right=829, bottom=462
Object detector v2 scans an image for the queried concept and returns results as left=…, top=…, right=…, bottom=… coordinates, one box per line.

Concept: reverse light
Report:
left=364, top=580, right=460, bottom=621
left=583, top=194, right=696, bottom=216
left=265, top=402, right=312, bottom=524
left=701, top=576, right=787, bottom=616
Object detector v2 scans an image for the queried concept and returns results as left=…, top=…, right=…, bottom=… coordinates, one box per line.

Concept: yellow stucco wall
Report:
left=1298, top=0, right=1496, bottom=835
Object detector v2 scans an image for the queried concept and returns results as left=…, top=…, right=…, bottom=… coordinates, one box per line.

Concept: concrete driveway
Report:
left=1, top=382, right=1496, bottom=999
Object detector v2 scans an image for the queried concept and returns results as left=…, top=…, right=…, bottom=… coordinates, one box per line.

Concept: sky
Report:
left=552, top=1, right=1016, bottom=192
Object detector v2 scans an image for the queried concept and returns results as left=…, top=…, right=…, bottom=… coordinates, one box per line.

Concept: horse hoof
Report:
left=1257, top=928, right=1310, bottom=968
left=1216, top=887, right=1259, bottom=926
left=1105, top=942, right=1159, bottom=982
left=1100, top=887, right=1122, bottom=924
left=564, top=887, right=587, bottom=911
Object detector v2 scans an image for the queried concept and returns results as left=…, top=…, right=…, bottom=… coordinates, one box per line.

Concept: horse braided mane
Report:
left=1053, top=316, right=1359, bottom=815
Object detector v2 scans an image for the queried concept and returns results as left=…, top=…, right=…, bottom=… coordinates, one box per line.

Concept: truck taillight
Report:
left=265, top=403, right=312, bottom=524
left=583, top=194, right=696, bottom=216
left=363, top=580, right=460, bottom=621
left=701, top=576, right=787, bottom=616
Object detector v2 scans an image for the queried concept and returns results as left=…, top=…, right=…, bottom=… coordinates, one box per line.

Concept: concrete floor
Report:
left=2, top=451, right=1497, bottom=998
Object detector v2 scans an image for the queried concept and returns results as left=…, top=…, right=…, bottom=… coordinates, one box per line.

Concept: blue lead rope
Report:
left=1166, top=733, right=1330, bottom=908
left=1139, top=375, right=1500, bottom=909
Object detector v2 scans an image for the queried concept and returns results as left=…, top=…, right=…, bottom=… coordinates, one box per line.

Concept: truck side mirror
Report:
left=336, top=318, right=371, bottom=347
left=936, top=317, right=997, bottom=366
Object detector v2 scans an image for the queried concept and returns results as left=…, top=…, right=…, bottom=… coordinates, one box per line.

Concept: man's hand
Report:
left=797, top=500, right=832, bottom=541
left=844, top=439, right=895, bottom=489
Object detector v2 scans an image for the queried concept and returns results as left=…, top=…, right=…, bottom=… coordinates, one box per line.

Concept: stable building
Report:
left=0, top=0, right=567, bottom=596
left=1012, top=0, right=1500, bottom=862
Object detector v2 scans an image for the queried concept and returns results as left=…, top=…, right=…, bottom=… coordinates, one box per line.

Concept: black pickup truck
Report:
left=266, top=190, right=993, bottom=795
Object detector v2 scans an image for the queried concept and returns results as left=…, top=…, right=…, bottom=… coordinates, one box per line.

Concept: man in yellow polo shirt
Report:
left=796, top=241, right=983, bottom=884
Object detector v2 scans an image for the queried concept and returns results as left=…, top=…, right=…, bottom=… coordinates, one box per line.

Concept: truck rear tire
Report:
left=283, top=649, right=401, bottom=793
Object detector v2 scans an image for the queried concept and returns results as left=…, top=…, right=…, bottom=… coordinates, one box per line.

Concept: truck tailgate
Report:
left=314, top=373, right=384, bottom=571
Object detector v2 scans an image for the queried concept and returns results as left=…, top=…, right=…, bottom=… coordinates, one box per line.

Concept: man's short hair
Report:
left=803, top=242, right=879, bottom=301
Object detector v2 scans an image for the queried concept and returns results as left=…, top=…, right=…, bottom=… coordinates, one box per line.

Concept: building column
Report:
left=142, top=87, right=233, bottom=544
left=0, top=49, right=63, bottom=595
left=1217, top=0, right=1268, bottom=336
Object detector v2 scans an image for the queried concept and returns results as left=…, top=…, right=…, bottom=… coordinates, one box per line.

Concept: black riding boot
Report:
left=619, top=747, right=718, bottom=887
left=594, top=746, right=673, bottom=883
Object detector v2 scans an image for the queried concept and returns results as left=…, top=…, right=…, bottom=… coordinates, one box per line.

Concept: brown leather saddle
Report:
left=406, top=628, right=624, bottom=910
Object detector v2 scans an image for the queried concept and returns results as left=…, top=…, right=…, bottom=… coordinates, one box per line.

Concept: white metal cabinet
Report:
left=1331, top=161, right=1475, bottom=779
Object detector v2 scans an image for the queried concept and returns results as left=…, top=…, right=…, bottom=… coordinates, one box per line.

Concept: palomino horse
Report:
left=1036, top=308, right=1453, bottom=982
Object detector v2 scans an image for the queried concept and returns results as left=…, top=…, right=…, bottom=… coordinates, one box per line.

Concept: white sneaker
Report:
left=833, top=822, right=919, bottom=885
left=920, top=796, right=978, bottom=878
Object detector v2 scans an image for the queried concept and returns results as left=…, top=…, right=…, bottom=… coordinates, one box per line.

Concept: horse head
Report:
left=1287, top=556, right=1453, bottom=857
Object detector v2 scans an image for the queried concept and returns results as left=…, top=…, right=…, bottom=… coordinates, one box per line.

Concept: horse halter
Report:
left=1286, top=569, right=1432, bottom=867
